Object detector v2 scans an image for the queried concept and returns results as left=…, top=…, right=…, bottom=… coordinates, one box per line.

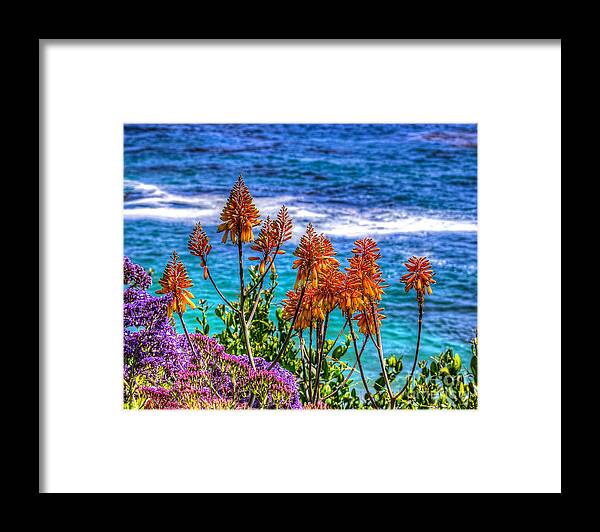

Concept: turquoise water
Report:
left=124, top=124, right=477, bottom=383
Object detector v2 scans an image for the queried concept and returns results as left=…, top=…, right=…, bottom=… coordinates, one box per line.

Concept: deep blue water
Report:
left=124, top=124, right=477, bottom=384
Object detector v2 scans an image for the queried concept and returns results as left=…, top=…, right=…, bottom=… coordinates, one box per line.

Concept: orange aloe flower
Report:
left=281, top=288, right=302, bottom=325
left=188, top=222, right=212, bottom=279
left=401, top=256, right=436, bottom=300
left=292, top=223, right=338, bottom=289
left=337, top=272, right=364, bottom=317
left=249, top=216, right=278, bottom=275
left=281, top=286, right=324, bottom=331
left=217, top=175, right=261, bottom=244
left=356, top=306, right=386, bottom=335
left=283, top=250, right=341, bottom=331
left=346, top=238, right=386, bottom=303
left=276, top=205, right=293, bottom=244
left=315, top=261, right=344, bottom=314
left=156, top=251, right=196, bottom=316
left=249, top=206, right=294, bottom=274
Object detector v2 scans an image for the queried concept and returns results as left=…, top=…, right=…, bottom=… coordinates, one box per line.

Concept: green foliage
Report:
left=470, top=333, right=478, bottom=384
left=209, top=267, right=290, bottom=362
left=392, top=347, right=478, bottom=409
left=314, top=335, right=361, bottom=409
left=370, top=354, right=403, bottom=408
left=194, top=298, right=211, bottom=335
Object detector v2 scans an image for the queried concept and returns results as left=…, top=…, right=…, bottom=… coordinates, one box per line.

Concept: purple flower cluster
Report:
left=184, top=335, right=302, bottom=409
left=123, top=256, right=152, bottom=289
left=123, top=256, right=302, bottom=409
left=123, top=282, right=182, bottom=382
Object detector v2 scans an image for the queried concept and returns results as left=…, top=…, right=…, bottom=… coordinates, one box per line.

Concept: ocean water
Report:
left=124, top=124, right=477, bottom=384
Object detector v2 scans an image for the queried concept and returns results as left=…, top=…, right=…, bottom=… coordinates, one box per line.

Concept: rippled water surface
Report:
left=124, top=123, right=477, bottom=381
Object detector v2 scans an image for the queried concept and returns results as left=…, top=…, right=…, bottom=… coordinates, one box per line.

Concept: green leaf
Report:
left=452, top=353, right=461, bottom=374
left=470, top=353, right=478, bottom=381
left=331, top=345, right=345, bottom=360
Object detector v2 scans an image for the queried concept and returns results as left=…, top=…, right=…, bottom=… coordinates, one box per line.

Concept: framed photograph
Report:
left=40, top=39, right=561, bottom=493
left=123, top=123, right=478, bottom=411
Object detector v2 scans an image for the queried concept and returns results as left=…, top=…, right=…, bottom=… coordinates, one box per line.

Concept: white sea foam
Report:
left=125, top=180, right=221, bottom=209
left=290, top=208, right=327, bottom=219
left=124, top=207, right=219, bottom=220
left=125, top=181, right=166, bottom=198
left=125, top=196, right=218, bottom=208
left=124, top=180, right=477, bottom=234
left=321, top=215, right=477, bottom=236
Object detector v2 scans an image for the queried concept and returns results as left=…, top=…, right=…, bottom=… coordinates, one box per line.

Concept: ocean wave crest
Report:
left=321, top=215, right=477, bottom=236
left=124, top=180, right=477, bottom=235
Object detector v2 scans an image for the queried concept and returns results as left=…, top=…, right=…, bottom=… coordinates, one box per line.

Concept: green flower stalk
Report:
left=396, top=256, right=437, bottom=401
